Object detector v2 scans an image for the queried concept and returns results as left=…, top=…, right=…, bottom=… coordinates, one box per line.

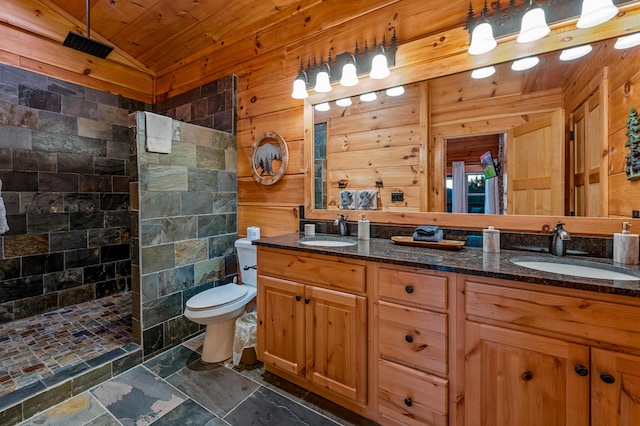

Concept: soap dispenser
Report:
left=613, top=222, right=639, bottom=265
left=483, top=226, right=500, bottom=253
left=358, top=213, right=370, bottom=240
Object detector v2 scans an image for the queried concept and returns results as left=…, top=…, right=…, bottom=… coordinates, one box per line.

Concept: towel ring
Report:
left=249, top=131, right=289, bottom=185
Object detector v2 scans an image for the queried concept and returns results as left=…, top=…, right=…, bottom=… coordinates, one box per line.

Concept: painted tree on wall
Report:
left=625, top=106, right=640, bottom=180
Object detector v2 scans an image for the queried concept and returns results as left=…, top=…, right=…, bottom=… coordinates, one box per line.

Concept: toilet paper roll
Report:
left=247, top=226, right=260, bottom=240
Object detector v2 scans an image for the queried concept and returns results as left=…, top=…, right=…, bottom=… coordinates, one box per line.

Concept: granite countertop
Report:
left=252, top=233, right=640, bottom=298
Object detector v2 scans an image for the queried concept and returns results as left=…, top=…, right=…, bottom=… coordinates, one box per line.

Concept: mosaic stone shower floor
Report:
left=0, top=293, right=132, bottom=398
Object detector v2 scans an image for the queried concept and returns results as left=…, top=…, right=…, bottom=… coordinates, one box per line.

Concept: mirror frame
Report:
left=303, top=3, right=640, bottom=236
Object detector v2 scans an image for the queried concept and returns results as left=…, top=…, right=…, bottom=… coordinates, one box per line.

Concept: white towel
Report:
left=0, top=179, right=9, bottom=234
left=144, top=112, right=172, bottom=154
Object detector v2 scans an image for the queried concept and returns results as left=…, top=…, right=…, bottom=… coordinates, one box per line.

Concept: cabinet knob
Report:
left=405, top=285, right=414, bottom=294
left=405, top=335, right=413, bottom=343
left=295, top=295, right=302, bottom=302
left=305, top=298, right=311, bottom=304
left=600, top=373, right=615, bottom=384
left=521, top=371, right=534, bottom=381
left=404, top=397, right=413, bottom=407
left=574, top=365, right=589, bottom=377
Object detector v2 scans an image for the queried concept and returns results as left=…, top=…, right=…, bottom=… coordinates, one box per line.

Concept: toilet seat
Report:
left=186, top=285, right=248, bottom=311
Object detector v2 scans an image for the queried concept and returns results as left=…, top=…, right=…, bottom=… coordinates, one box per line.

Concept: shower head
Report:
left=62, top=0, right=113, bottom=59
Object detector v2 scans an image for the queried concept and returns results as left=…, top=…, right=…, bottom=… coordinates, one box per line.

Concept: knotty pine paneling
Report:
left=238, top=139, right=304, bottom=177
left=238, top=175, right=304, bottom=206
left=239, top=205, right=300, bottom=237
left=237, top=108, right=304, bottom=149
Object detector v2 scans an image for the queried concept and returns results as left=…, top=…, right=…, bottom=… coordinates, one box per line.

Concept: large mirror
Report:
left=304, top=22, right=640, bottom=235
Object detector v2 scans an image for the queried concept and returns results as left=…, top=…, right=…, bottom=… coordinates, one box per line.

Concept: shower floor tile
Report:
left=0, top=293, right=132, bottom=398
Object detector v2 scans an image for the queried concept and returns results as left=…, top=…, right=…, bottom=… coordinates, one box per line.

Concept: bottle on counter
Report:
left=483, top=226, right=500, bottom=253
left=358, top=213, right=370, bottom=241
left=614, top=222, right=639, bottom=264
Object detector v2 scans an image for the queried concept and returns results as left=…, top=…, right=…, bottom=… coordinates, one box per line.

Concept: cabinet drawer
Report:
left=379, top=301, right=447, bottom=376
left=378, top=359, right=448, bottom=426
left=258, top=247, right=366, bottom=293
left=466, top=280, right=640, bottom=349
left=378, top=267, right=447, bottom=309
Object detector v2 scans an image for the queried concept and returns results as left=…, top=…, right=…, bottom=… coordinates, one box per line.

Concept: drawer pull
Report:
left=521, top=371, right=533, bottom=381
left=295, top=295, right=301, bottom=302
left=405, top=335, right=413, bottom=343
left=600, top=373, right=615, bottom=384
left=405, top=285, right=414, bottom=294
left=574, top=365, right=589, bottom=377
left=404, top=397, right=413, bottom=407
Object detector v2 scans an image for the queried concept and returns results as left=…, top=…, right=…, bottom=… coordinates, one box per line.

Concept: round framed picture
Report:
left=249, top=131, right=289, bottom=185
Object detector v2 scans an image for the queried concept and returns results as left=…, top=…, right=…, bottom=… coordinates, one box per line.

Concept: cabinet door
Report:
left=592, top=348, right=640, bottom=426
left=465, top=322, right=589, bottom=426
left=306, top=285, right=367, bottom=405
left=257, top=275, right=305, bottom=376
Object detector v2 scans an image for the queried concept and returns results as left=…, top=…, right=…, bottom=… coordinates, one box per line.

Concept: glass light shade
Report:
left=386, top=86, right=405, bottom=97
left=339, top=63, right=359, bottom=86
left=517, top=7, right=550, bottom=43
left=314, top=70, right=332, bottom=93
left=370, top=53, right=390, bottom=79
left=336, top=97, right=352, bottom=107
left=468, top=22, right=497, bottom=55
left=314, top=102, right=330, bottom=112
left=577, top=0, right=618, bottom=29
left=360, top=92, right=377, bottom=102
left=559, top=45, right=592, bottom=61
left=471, top=66, right=496, bottom=79
left=291, top=77, right=308, bottom=99
left=511, top=56, right=539, bottom=71
left=615, top=33, right=640, bottom=50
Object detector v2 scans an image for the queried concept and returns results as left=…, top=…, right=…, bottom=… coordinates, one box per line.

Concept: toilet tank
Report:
left=235, top=238, right=257, bottom=286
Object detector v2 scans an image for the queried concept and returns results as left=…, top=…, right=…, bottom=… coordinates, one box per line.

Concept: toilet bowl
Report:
left=184, top=238, right=257, bottom=363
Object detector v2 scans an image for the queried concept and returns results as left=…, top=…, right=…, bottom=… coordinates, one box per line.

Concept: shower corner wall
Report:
left=130, top=84, right=239, bottom=360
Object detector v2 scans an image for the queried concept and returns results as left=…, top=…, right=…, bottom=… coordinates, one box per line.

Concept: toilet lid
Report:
left=186, top=285, right=248, bottom=310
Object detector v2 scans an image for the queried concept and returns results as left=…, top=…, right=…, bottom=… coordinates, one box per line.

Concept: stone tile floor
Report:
left=18, top=336, right=379, bottom=425
left=0, top=293, right=132, bottom=398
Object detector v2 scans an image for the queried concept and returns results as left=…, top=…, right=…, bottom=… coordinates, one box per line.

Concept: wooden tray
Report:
left=391, top=236, right=465, bottom=251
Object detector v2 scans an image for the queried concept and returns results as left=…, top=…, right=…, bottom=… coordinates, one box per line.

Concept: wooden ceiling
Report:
left=4, top=0, right=318, bottom=73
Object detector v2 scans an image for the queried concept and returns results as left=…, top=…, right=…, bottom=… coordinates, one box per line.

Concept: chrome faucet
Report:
left=334, top=214, right=349, bottom=236
left=549, top=221, right=570, bottom=256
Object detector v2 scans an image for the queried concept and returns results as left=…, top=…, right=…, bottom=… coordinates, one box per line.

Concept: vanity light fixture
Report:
left=336, top=97, right=353, bottom=107
left=517, top=0, right=550, bottom=43
left=386, top=86, right=405, bottom=96
left=314, top=102, right=331, bottom=112
left=471, top=66, right=496, bottom=79
left=559, top=44, right=592, bottom=61
left=614, top=32, right=640, bottom=50
left=577, top=0, right=618, bottom=29
left=511, top=56, right=539, bottom=71
left=360, top=92, right=377, bottom=102
left=466, top=0, right=620, bottom=55
left=290, top=32, right=397, bottom=99
left=314, top=61, right=332, bottom=93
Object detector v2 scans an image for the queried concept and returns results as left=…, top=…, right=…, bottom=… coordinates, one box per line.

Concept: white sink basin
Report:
left=299, top=237, right=357, bottom=247
left=510, top=257, right=640, bottom=281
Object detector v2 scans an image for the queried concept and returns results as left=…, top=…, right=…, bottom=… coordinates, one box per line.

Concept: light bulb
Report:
left=614, top=33, right=640, bottom=50
left=370, top=52, right=390, bottom=79
left=517, top=7, right=550, bottom=43
left=314, top=69, right=332, bottom=93
left=577, top=0, right=618, bottom=29
left=291, top=77, right=308, bottom=99
left=468, top=22, right=497, bottom=55
left=360, top=92, right=377, bottom=102
left=336, top=97, right=352, bottom=107
left=314, top=102, right=330, bottom=112
left=340, top=62, right=359, bottom=87
left=386, top=86, right=405, bottom=96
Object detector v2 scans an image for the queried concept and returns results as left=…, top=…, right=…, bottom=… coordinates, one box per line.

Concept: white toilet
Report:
left=184, top=238, right=257, bottom=363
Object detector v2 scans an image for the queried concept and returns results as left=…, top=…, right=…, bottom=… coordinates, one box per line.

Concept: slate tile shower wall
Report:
left=0, top=64, right=148, bottom=324
left=130, top=112, right=238, bottom=359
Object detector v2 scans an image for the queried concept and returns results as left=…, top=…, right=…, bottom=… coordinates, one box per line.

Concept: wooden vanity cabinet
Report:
left=256, top=247, right=368, bottom=409
left=464, top=276, right=640, bottom=426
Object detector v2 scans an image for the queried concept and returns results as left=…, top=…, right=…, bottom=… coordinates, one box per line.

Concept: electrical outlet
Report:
left=391, top=192, right=404, bottom=202
left=633, top=210, right=640, bottom=219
